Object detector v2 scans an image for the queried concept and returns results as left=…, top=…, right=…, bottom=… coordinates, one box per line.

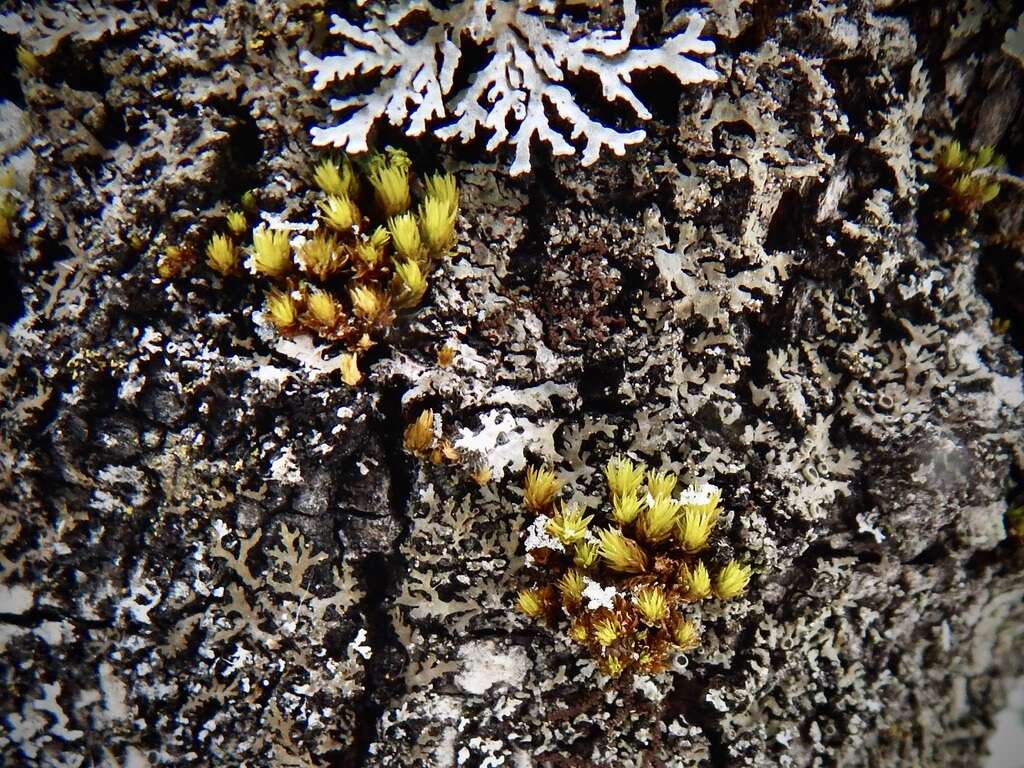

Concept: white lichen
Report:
left=522, top=513, right=564, bottom=563
left=581, top=577, right=617, bottom=610
left=454, top=641, right=528, bottom=694
left=301, top=0, right=718, bottom=174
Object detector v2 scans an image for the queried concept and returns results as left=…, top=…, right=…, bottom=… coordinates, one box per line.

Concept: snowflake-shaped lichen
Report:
left=301, top=0, right=718, bottom=174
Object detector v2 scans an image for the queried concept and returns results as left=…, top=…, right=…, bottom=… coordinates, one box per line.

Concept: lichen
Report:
left=300, top=0, right=718, bottom=174
left=1004, top=12, right=1024, bottom=66
left=2, top=1, right=1024, bottom=766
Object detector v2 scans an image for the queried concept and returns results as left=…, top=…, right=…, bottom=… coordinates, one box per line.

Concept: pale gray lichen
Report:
left=300, top=0, right=719, bottom=174
left=0, top=2, right=138, bottom=56
left=2, top=0, right=1024, bottom=766
left=1003, top=12, right=1024, bottom=67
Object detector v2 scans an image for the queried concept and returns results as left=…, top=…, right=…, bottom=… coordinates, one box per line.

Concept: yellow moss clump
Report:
left=313, top=157, right=358, bottom=198
left=681, top=561, right=711, bottom=601
left=298, top=233, right=346, bottom=282
left=596, top=527, right=648, bottom=573
left=402, top=409, right=461, bottom=467
left=265, top=289, right=301, bottom=336
left=611, top=491, right=643, bottom=525
left=557, top=569, right=586, bottom=604
left=226, top=210, right=248, bottom=236
left=546, top=504, right=594, bottom=546
left=302, top=288, right=347, bottom=338
left=0, top=189, right=21, bottom=247
left=436, top=344, right=456, bottom=368
left=524, top=466, right=562, bottom=513
left=516, top=455, right=753, bottom=681
left=516, top=588, right=548, bottom=619
left=366, top=148, right=412, bottom=216
left=573, top=541, right=599, bottom=569
left=16, top=45, right=41, bottom=76
left=392, top=259, right=427, bottom=309
left=388, top=212, right=422, bottom=261
left=419, top=193, right=457, bottom=254
left=251, top=226, right=293, bottom=278
left=156, top=245, right=196, bottom=280
left=319, top=195, right=361, bottom=231
left=206, top=233, right=240, bottom=276
left=634, top=585, right=668, bottom=624
left=403, top=410, right=435, bottom=455
left=605, top=456, right=645, bottom=498
left=933, top=139, right=1004, bottom=221
left=714, top=560, right=752, bottom=600
left=195, top=146, right=459, bottom=380
left=339, top=352, right=362, bottom=387
left=468, top=464, right=492, bottom=486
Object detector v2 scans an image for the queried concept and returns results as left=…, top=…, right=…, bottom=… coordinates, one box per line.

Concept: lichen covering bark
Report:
left=1, top=1, right=1023, bottom=767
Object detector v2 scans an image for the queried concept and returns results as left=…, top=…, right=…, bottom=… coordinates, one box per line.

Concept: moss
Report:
left=1007, top=505, right=1024, bottom=544
left=403, top=409, right=460, bottom=466
left=517, top=455, right=752, bottom=681
left=0, top=175, right=22, bottom=249
left=16, top=45, right=42, bottom=77
left=932, top=139, right=1004, bottom=222
left=156, top=245, right=197, bottom=280
left=186, top=148, right=459, bottom=375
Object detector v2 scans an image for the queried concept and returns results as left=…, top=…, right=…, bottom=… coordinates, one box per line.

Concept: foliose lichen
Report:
left=300, top=0, right=718, bottom=174
left=1004, top=12, right=1024, bottom=66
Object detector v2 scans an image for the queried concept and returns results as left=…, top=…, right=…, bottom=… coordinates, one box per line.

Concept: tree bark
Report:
left=1, top=2, right=1023, bottom=767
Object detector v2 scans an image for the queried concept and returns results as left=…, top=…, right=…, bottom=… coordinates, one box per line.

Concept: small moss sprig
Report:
left=402, top=408, right=493, bottom=486
left=934, top=140, right=1004, bottom=221
left=195, top=147, right=458, bottom=362
left=1007, top=504, right=1024, bottom=545
left=0, top=194, right=19, bottom=248
left=16, top=45, right=42, bottom=77
left=0, top=170, right=22, bottom=248
left=517, top=455, right=751, bottom=679
left=403, top=409, right=460, bottom=466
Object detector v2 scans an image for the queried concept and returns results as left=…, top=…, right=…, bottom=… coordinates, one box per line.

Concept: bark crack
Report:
left=335, top=382, right=415, bottom=767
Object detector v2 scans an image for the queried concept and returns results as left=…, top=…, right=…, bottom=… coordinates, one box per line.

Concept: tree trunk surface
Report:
left=1, top=2, right=1023, bottom=767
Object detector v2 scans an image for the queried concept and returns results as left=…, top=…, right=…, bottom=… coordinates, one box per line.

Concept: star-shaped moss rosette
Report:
left=516, top=457, right=751, bottom=679
left=176, top=147, right=458, bottom=381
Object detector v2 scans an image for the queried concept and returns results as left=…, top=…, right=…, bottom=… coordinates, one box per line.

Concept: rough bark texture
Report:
left=1, top=1, right=1023, bottom=767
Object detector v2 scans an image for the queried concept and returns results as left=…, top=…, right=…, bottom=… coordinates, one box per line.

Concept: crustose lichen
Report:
left=517, top=457, right=751, bottom=679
